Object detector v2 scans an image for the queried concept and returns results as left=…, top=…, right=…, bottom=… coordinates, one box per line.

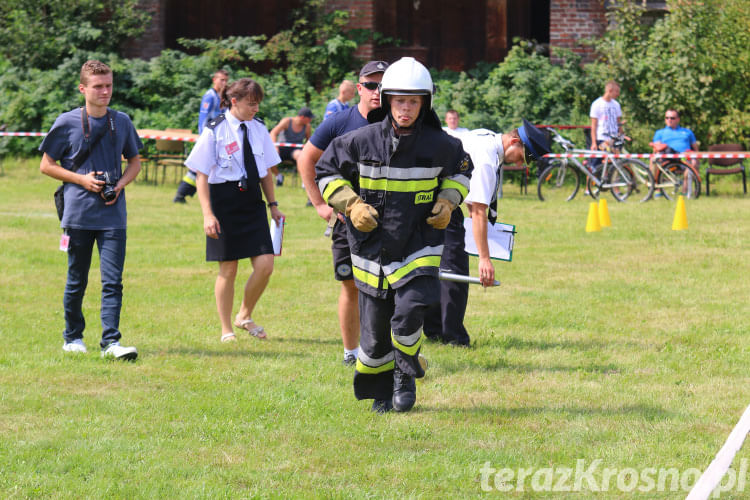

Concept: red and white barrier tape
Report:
left=544, top=152, right=750, bottom=159
left=2, top=131, right=742, bottom=157
left=138, top=133, right=193, bottom=142
left=0, top=132, right=48, bottom=137
left=1, top=131, right=305, bottom=148
left=538, top=125, right=590, bottom=129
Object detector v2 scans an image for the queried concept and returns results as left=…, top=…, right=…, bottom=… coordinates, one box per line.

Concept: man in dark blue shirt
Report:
left=297, top=60, right=388, bottom=366
left=39, top=60, right=143, bottom=360
left=174, top=69, right=229, bottom=203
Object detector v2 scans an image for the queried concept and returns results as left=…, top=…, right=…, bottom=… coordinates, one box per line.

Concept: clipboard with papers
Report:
left=463, top=217, right=515, bottom=262
left=270, top=216, right=285, bottom=256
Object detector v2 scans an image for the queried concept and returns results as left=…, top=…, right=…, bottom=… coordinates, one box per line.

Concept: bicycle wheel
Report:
left=654, top=161, right=681, bottom=200
left=657, top=161, right=701, bottom=200
left=586, top=167, right=602, bottom=200
left=609, top=161, right=635, bottom=202
left=537, top=160, right=581, bottom=202
left=620, top=159, right=653, bottom=202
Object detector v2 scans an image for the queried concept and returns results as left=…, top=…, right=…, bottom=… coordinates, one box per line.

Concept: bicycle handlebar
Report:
left=548, top=127, right=575, bottom=150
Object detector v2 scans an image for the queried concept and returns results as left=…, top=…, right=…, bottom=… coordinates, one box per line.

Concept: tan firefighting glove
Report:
left=346, top=198, right=379, bottom=232
left=327, top=184, right=378, bottom=232
left=426, top=197, right=456, bottom=229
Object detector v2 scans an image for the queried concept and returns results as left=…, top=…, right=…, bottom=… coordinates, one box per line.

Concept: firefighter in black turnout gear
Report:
left=316, top=57, right=472, bottom=413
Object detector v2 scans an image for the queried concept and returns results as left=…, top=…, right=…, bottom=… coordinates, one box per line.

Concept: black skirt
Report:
left=206, top=181, right=273, bottom=261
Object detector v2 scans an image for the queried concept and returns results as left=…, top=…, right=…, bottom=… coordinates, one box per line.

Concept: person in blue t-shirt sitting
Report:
left=650, top=108, right=699, bottom=177
left=323, top=80, right=356, bottom=121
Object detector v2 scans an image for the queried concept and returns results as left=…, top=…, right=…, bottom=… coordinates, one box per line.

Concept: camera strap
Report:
left=74, top=106, right=117, bottom=171
left=55, top=108, right=118, bottom=228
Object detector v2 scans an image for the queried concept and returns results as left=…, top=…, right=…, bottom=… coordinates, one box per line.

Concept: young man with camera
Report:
left=39, top=60, right=143, bottom=360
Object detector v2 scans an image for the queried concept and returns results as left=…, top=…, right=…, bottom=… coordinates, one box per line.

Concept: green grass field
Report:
left=1, top=158, right=749, bottom=499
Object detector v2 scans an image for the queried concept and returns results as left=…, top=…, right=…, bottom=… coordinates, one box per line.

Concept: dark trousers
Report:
left=63, top=228, right=126, bottom=348
left=353, top=275, right=439, bottom=400
left=589, top=140, right=610, bottom=172
left=423, top=208, right=470, bottom=345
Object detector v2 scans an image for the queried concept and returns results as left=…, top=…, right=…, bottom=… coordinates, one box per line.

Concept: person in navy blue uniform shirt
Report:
left=296, top=60, right=389, bottom=367
left=198, top=70, right=229, bottom=134
left=174, top=70, right=229, bottom=203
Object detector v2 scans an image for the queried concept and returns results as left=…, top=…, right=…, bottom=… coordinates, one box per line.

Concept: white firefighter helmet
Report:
left=379, top=57, right=434, bottom=110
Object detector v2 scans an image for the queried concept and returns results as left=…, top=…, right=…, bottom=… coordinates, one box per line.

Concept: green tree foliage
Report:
left=264, top=0, right=359, bottom=98
left=590, top=0, right=750, bottom=146
left=0, top=0, right=150, bottom=70
left=1, top=0, right=746, bottom=157
left=433, top=43, right=595, bottom=133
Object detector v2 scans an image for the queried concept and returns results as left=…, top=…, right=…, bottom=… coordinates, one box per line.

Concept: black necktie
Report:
left=240, top=123, right=260, bottom=184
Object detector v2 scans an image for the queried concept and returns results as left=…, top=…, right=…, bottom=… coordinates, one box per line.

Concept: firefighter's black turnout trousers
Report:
left=353, top=275, right=440, bottom=401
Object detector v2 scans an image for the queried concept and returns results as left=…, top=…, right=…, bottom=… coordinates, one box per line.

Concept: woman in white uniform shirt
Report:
left=186, top=78, right=284, bottom=342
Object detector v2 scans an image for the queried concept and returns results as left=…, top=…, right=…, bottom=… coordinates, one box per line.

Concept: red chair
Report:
left=705, top=144, right=746, bottom=196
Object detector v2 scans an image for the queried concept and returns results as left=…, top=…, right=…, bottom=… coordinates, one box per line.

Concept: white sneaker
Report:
left=63, top=338, right=87, bottom=353
left=101, top=341, right=138, bottom=361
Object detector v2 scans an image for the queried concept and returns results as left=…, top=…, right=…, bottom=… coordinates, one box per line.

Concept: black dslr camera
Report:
left=95, top=171, right=119, bottom=202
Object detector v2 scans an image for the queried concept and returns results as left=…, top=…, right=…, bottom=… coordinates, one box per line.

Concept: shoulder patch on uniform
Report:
left=459, top=153, right=471, bottom=172
left=206, top=113, right=226, bottom=130
left=253, top=116, right=265, bottom=126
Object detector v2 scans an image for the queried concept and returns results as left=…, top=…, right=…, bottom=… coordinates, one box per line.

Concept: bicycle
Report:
left=586, top=134, right=655, bottom=203
left=537, top=128, right=654, bottom=203
left=647, top=145, right=701, bottom=200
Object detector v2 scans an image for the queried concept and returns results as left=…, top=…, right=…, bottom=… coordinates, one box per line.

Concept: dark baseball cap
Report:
left=298, top=106, right=314, bottom=118
left=359, top=60, right=389, bottom=77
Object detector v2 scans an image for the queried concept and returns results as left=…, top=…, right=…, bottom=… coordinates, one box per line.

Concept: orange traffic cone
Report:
left=586, top=202, right=601, bottom=232
left=598, top=198, right=611, bottom=228
left=672, top=195, right=688, bottom=231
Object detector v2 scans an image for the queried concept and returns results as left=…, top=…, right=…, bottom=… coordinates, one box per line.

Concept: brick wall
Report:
left=549, top=0, right=607, bottom=62
left=124, top=0, right=608, bottom=66
left=326, top=0, right=376, bottom=60
left=121, top=0, right=166, bottom=60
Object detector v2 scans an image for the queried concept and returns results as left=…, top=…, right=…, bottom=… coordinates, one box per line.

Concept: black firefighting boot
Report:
left=371, top=399, right=393, bottom=414
left=392, top=365, right=416, bottom=412
left=173, top=181, right=196, bottom=203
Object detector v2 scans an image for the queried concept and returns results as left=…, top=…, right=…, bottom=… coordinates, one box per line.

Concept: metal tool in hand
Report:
left=324, top=211, right=338, bottom=237
left=439, top=270, right=500, bottom=287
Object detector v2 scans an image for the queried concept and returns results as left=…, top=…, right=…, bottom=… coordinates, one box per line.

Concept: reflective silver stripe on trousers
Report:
left=358, top=163, right=443, bottom=180
left=358, top=349, right=395, bottom=368
left=381, top=245, right=444, bottom=275
left=393, top=326, right=423, bottom=347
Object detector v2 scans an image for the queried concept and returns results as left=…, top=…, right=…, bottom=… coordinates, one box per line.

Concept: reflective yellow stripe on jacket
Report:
left=319, top=175, right=353, bottom=203
left=440, top=173, right=471, bottom=200
left=381, top=245, right=443, bottom=287
left=358, top=164, right=443, bottom=194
